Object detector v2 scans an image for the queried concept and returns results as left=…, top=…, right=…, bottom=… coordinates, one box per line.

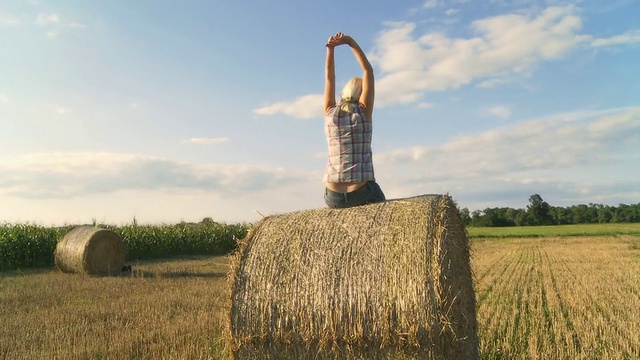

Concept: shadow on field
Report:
left=158, top=271, right=227, bottom=279
left=128, top=270, right=228, bottom=279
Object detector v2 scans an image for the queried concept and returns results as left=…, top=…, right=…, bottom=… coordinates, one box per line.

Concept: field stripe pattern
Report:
left=474, top=236, right=640, bottom=359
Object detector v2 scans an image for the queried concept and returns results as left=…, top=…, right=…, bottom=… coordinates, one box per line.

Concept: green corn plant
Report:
left=1, top=221, right=249, bottom=271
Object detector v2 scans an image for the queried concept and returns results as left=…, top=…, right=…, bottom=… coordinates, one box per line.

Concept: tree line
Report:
left=460, top=194, right=640, bottom=227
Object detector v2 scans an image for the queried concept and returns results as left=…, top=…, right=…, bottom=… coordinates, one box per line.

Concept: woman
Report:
left=323, top=32, right=385, bottom=208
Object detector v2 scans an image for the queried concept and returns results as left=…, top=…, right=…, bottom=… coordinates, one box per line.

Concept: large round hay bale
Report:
left=55, top=226, right=125, bottom=276
left=229, top=194, right=478, bottom=359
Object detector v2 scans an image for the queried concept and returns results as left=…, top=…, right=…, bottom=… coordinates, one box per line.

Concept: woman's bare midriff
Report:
left=325, top=181, right=367, bottom=193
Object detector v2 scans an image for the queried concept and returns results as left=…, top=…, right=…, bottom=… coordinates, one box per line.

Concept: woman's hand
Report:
left=326, top=32, right=355, bottom=48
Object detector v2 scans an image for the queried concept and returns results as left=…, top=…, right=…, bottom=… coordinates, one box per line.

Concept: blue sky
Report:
left=1, top=0, right=639, bottom=225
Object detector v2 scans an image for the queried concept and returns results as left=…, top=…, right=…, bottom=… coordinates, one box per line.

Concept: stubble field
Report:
left=1, top=234, right=639, bottom=359
left=474, top=236, right=639, bottom=359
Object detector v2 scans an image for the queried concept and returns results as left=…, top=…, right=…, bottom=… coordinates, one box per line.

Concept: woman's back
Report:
left=324, top=102, right=374, bottom=185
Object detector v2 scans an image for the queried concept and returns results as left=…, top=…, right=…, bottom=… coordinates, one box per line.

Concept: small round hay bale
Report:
left=55, top=226, right=125, bottom=276
left=229, top=194, right=478, bottom=359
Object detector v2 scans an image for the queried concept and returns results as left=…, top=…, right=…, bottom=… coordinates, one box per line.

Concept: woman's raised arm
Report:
left=324, top=36, right=337, bottom=116
left=345, top=36, right=374, bottom=117
left=327, top=33, right=374, bottom=119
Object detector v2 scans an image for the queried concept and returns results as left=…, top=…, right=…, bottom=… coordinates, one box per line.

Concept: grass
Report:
left=467, top=223, right=640, bottom=238
left=0, top=256, right=232, bottom=359
left=1, top=231, right=639, bottom=359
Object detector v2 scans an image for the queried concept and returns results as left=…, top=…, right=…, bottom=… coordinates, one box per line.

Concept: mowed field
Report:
left=1, top=232, right=639, bottom=359
left=474, top=236, right=639, bottom=359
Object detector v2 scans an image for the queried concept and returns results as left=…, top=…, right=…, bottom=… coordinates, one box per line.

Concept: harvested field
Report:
left=0, top=256, right=232, bottom=360
left=474, top=236, right=640, bottom=359
left=0, top=235, right=639, bottom=359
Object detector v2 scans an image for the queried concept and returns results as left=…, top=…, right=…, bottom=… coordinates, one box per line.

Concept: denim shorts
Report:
left=324, top=181, right=386, bottom=209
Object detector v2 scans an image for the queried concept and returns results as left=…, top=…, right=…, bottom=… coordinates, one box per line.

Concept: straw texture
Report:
left=55, top=226, right=125, bottom=276
left=229, top=194, right=478, bottom=359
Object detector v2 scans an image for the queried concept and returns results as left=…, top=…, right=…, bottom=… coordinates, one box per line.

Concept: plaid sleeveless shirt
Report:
left=323, top=102, right=375, bottom=183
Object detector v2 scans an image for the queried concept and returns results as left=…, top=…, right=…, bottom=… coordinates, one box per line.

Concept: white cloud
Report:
left=56, top=107, right=71, bottom=115
left=0, top=152, right=302, bottom=200
left=36, top=13, right=60, bottom=26
left=34, top=13, right=86, bottom=38
left=373, top=107, right=640, bottom=209
left=0, top=13, right=21, bottom=27
left=253, top=94, right=323, bottom=119
left=183, top=137, right=229, bottom=145
left=417, top=102, right=435, bottom=109
left=129, top=102, right=139, bottom=109
left=489, top=105, right=512, bottom=119
left=258, top=6, right=599, bottom=118
left=0, top=94, right=8, bottom=103
left=376, top=107, right=640, bottom=180
left=68, top=22, right=87, bottom=29
left=477, top=77, right=515, bottom=88
left=445, top=8, right=460, bottom=16
left=254, top=5, right=637, bottom=121
left=423, top=0, right=441, bottom=9
left=591, top=29, right=640, bottom=47
left=371, top=6, right=589, bottom=107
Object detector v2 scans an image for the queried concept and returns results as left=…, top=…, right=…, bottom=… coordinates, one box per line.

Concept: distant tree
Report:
left=505, top=208, right=520, bottom=225
left=485, top=208, right=510, bottom=227
left=527, top=194, right=553, bottom=225
left=459, top=208, right=472, bottom=226
left=470, top=209, right=495, bottom=227
left=612, top=205, right=627, bottom=223
left=469, top=207, right=515, bottom=227
left=549, top=206, right=571, bottom=225
left=597, top=205, right=613, bottom=223
left=571, top=204, right=597, bottom=224
left=465, top=196, right=639, bottom=227
left=200, top=217, right=215, bottom=224
left=613, top=204, right=640, bottom=223
left=477, top=208, right=492, bottom=227
left=494, top=207, right=517, bottom=226
left=515, top=210, right=530, bottom=226
left=632, top=204, right=640, bottom=222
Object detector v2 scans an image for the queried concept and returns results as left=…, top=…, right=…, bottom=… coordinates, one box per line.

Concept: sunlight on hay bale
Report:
left=228, top=194, right=478, bottom=359
left=55, top=226, right=125, bottom=276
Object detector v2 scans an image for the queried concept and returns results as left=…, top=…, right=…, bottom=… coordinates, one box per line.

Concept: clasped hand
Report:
left=326, top=32, right=354, bottom=48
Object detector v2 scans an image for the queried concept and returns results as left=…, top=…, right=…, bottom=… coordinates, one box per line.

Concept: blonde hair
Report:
left=339, top=77, right=362, bottom=112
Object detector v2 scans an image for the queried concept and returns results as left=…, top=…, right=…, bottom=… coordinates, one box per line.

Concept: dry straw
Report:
left=55, top=226, right=125, bottom=276
left=229, top=194, right=478, bottom=359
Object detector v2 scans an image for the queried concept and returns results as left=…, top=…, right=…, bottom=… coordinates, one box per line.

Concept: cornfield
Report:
left=0, top=221, right=249, bottom=271
left=0, top=224, right=67, bottom=270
